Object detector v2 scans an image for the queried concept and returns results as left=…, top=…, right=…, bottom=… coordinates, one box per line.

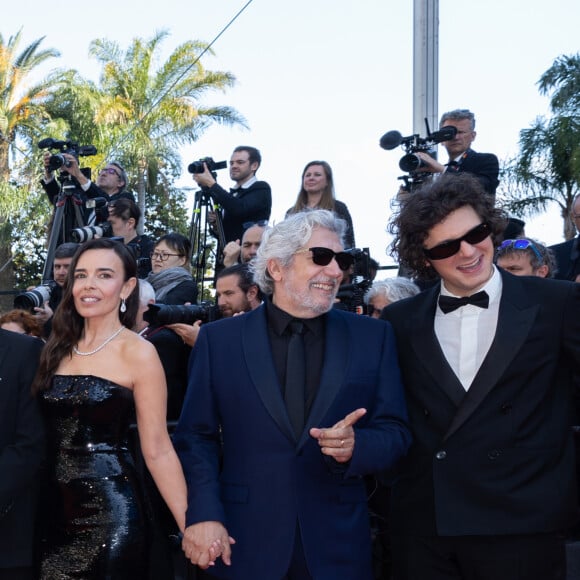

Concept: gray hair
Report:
left=439, top=108, right=476, bottom=131
left=138, top=279, right=156, bottom=306
left=109, top=161, right=128, bottom=189
left=364, top=277, right=420, bottom=305
left=251, top=209, right=347, bottom=295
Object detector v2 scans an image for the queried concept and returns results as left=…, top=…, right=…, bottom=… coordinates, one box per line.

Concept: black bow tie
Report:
left=438, top=290, right=489, bottom=314
left=230, top=187, right=241, bottom=194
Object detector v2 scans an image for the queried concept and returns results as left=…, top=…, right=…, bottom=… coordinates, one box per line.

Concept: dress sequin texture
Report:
left=37, top=375, right=147, bottom=579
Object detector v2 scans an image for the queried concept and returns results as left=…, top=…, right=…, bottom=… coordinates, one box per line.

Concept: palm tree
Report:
left=537, top=53, right=580, bottom=115
left=85, top=31, right=247, bottom=231
left=0, top=30, right=60, bottom=306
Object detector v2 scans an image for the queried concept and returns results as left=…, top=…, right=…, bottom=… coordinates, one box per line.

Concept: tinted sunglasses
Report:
left=498, top=239, right=542, bottom=260
left=424, top=222, right=491, bottom=260
left=296, top=247, right=354, bottom=271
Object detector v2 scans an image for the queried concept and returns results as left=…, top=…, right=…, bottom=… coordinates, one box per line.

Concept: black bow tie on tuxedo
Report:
left=438, top=290, right=489, bottom=314
left=230, top=187, right=241, bottom=195
left=446, top=160, right=460, bottom=172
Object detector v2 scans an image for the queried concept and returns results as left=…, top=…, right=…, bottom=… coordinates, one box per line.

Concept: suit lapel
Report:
left=407, top=286, right=466, bottom=407
left=443, top=273, right=539, bottom=440
left=242, top=306, right=296, bottom=444
left=297, top=310, right=349, bottom=448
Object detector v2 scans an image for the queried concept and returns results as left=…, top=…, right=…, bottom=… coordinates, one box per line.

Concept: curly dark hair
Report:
left=388, top=173, right=508, bottom=279
left=32, top=238, right=139, bottom=393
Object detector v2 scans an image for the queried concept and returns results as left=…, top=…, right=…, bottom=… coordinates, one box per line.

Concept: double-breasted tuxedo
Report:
left=381, top=271, right=580, bottom=537
left=447, top=148, right=500, bottom=197
left=0, top=330, right=44, bottom=570
left=173, top=306, right=411, bottom=579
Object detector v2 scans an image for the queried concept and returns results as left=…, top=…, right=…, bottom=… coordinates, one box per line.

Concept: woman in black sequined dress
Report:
left=32, top=238, right=189, bottom=579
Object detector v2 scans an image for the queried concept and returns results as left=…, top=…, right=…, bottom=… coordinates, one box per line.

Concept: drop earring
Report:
left=120, top=298, right=127, bottom=313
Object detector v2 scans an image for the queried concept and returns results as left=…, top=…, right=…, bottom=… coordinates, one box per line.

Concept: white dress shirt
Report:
left=434, top=266, right=502, bottom=390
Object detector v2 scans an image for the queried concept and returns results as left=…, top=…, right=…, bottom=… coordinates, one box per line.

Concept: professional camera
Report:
left=14, top=280, right=57, bottom=311
left=187, top=157, right=227, bottom=174
left=379, top=119, right=457, bottom=190
left=335, top=248, right=373, bottom=315
left=143, top=302, right=220, bottom=326
left=38, top=137, right=97, bottom=172
left=70, top=221, right=113, bottom=243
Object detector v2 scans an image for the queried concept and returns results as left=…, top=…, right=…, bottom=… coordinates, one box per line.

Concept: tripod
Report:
left=188, top=188, right=226, bottom=299
left=42, top=177, right=87, bottom=283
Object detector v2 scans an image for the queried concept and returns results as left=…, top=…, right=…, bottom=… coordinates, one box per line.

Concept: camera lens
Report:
left=14, top=284, right=54, bottom=310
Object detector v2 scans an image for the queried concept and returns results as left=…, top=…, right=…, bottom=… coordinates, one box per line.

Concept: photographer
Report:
left=42, top=154, right=135, bottom=223
left=192, top=146, right=272, bottom=244
left=30, top=242, right=79, bottom=337
left=107, top=198, right=153, bottom=278
left=410, top=108, right=499, bottom=197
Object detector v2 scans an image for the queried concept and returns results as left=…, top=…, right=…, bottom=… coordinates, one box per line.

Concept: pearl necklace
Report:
left=73, top=326, right=125, bottom=357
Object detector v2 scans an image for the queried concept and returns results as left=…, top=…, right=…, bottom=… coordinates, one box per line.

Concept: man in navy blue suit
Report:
left=174, top=209, right=411, bottom=579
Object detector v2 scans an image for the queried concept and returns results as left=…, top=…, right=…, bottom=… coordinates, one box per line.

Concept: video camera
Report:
left=187, top=157, right=227, bottom=175
left=335, top=248, right=373, bottom=315
left=379, top=119, right=457, bottom=190
left=143, top=302, right=220, bottom=326
left=38, top=137, right=97, bottom=172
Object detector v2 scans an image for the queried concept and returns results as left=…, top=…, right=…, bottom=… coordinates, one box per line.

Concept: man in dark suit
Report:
left=381, top=173, right=580, bottom=580
left=0, top=329, right=44, bottom=580
left=173, top=209, right=411, bottom=579
left=192, top=146, right=272, bottom=245
left=551, top=194, right=580, bottom=282
left=415, top=108, right=500, bottom=197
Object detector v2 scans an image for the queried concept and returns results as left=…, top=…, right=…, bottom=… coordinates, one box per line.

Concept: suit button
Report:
left=488, top=449, right=501, bottom=460
left=501, top=404, right=512, bottom=414
left=423, top=409, right=430, bottom=417
left=435, top=450, right=447, bottom=460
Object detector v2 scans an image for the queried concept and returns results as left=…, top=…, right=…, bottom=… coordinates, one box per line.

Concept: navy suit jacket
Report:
left=382, top=271, right=580, bottom=537
left=0, top=330, right=44, bottom=568
left=550, top=235, right=580, bottom=281
left=174, top=306, right=411, bottom=579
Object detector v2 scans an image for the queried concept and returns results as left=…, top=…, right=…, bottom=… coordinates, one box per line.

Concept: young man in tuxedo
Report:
left=174, top=209, right=411, bottom=579
left=414, top=108, right=500, bottom=197
left=381, top=173, right=580, bottom=580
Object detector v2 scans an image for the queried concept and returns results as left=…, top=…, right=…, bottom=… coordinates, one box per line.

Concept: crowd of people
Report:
left=1, top=109, right=579, bottom=580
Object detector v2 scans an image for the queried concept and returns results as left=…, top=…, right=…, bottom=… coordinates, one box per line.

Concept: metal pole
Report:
left=413, top=0, right=439, bottom=138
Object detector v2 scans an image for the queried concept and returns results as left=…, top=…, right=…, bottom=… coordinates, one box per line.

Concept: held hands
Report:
left=182, top=521, right=235, bottom=569
left=309, top=408, right=366, bottom=463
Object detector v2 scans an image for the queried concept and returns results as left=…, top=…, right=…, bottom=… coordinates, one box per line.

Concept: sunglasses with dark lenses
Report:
left=423, top=222, right=491, bottom=260
left=498, top=239, right=542, bottom=260
left=297, top=247, right=355, bottom=271
left=100, top=167, right=121, bottom=177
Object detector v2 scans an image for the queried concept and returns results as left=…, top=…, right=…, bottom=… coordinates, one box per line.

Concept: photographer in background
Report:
left=42, top=154, right=135, bottom=223
left=32, top=242, right=79, bottom=337
left=107, top=198, right=153, bottom=278
left=192, top=145, right=272, bottom=244
left=412, top=108, right=500, bottom=197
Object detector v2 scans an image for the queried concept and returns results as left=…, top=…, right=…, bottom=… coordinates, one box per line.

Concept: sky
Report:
left=4, top=0, right=579, bottom=278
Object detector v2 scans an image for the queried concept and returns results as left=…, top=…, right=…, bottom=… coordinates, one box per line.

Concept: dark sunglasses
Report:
left=424, top=222, right=491, bottom=260
left=296, top=247, right=354, bottom=271
left=498, top=239, right=542, bottom=260
left=100, top=167, right=121, bottom=177
left=242, top=220, right=269, bottom=230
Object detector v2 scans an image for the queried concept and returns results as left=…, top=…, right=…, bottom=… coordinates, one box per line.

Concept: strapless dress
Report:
left=37, top=375, right=147, bottom=579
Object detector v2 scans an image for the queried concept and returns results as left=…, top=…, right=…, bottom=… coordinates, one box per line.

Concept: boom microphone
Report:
left=379, top=130, right=403, bottom=150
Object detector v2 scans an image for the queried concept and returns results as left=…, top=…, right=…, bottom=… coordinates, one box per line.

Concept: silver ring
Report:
left=340, top=439, right=345, bottom=447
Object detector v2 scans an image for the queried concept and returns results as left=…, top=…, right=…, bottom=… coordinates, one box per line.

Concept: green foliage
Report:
left=497, top=53, right=580, bottom=240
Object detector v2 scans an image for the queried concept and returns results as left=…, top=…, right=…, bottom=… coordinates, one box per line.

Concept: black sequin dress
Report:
left=37, top=375, right=147, bottom=579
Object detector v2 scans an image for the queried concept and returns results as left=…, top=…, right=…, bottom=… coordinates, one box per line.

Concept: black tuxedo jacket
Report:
left=205, top=180, right=272, bottom=243
left=448, top=148, right=500, bottom=196
left=382, top=271, right=580, bottom=537
left=0, top=330, right=44, bottom=567
left=550, top=236, right=580, bottom=281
